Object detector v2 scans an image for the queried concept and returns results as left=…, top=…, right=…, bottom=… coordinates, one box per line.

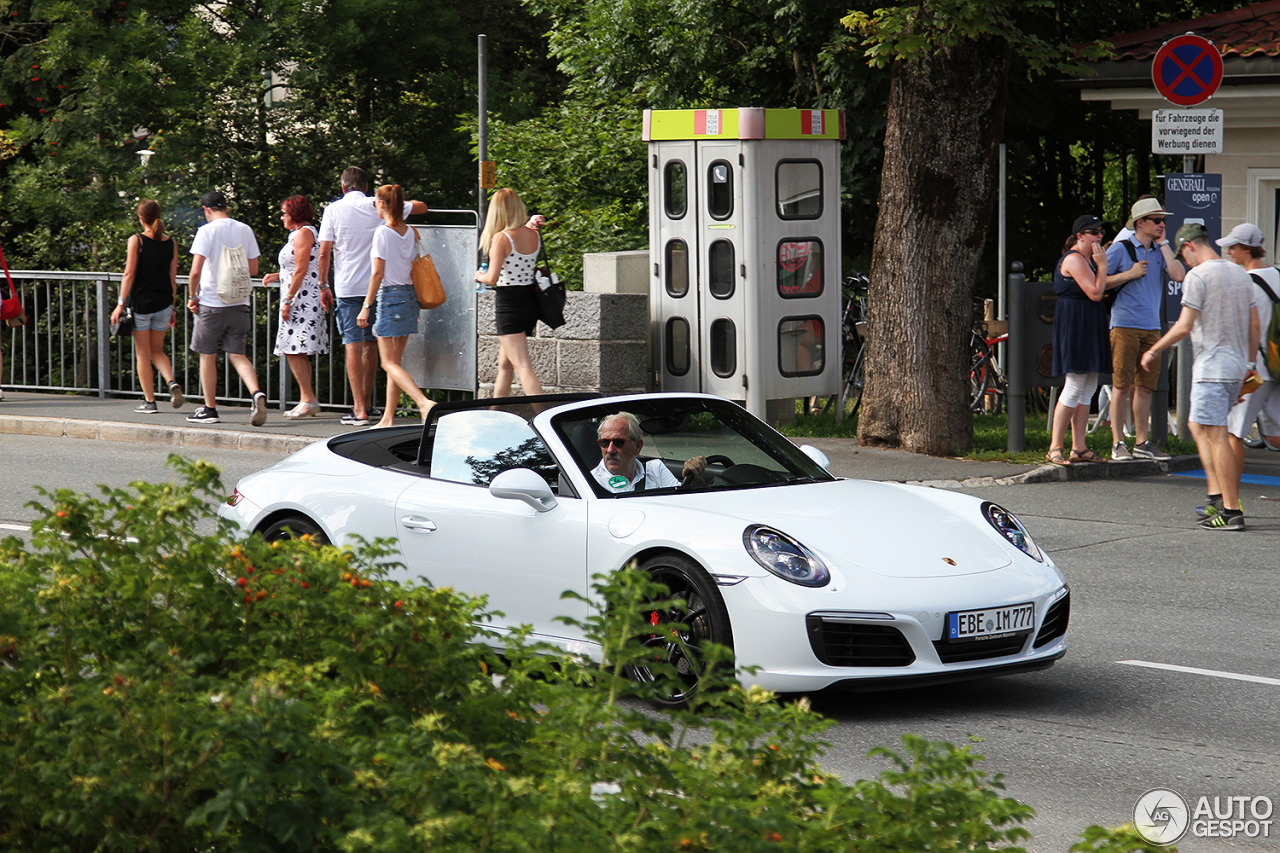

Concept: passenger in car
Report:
left=590, top=411, right=707, bottom=493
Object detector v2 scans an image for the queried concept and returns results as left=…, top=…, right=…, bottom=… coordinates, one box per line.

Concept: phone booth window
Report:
left=777, top=240, right=822, bottom=297
left=710, top=319, right=736, bottom=378
left=707, top=160, right=734, bottom=220
left=664, top=161, right=688, bottom=220
left=776, top=161, right=822, bottom=219
left=666, top=317, right=690, bottom=376
left=708, top=240, right=735, bottom=299
left=666, top=239, right=689, bottom=297
left=779, top=317, right=824, bottom=377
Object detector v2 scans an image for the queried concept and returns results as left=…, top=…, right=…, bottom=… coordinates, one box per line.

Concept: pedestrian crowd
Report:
left=1049, top=196, right=1277, bottom=530
left=19, top=167, right=547, bottom=429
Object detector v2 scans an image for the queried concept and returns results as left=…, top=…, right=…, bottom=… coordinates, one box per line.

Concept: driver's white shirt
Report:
left=591, top=459, right=680, bottom=493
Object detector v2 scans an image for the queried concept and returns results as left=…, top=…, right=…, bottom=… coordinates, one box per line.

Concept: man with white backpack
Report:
left=185, top=190, right=265, bottom=426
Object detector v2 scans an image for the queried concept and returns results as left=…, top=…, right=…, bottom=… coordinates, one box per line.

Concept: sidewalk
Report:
left=0, top=390, right=1204, bottom=486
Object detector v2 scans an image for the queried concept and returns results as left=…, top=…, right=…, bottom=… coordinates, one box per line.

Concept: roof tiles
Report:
left=1101, top=1, right=1280, bottom=60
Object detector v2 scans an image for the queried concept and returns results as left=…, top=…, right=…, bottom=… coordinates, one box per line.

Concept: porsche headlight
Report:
left=743, top=525, right=830, bottom=587
left=982, top=502, right=1043, bottom=562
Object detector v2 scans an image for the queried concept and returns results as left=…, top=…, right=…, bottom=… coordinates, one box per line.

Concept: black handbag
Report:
left=533, top=239, right=566, bottom=329
left=110, top=305, right=134, bottom=336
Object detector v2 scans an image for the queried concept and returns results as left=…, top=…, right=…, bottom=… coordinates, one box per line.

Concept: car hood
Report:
left=623, top=479, right=1015, bottom=578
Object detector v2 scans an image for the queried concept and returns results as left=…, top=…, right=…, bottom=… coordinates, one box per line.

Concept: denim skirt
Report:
left=373, top=285, right=419, bottom=338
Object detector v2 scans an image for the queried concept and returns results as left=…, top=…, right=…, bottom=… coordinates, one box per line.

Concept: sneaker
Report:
left=1111, top=441, right=1133, bottom=461
left=186, top=406, right=220, bottom=424
left=134, top=401, right=159, bottom=414
left=1195, top=496, right=1227, bottom=519
left=1199, top=512, right=1245, bottom=530
left=249, top=391, right=268, bottom=427
left=168, top=381, right=185, bottom=409
left=1131, top=440, right=1171, bottom=461
left=341, top=410, right=370, bottom=426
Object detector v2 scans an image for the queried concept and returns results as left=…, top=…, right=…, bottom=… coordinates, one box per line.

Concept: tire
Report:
left=260, top=515, right=329, bottom=545
left=846, top=345, right=867, bottom=420
left=626, top=553, right=734, bottom=710
left=969, top=333, right=992, bottom=413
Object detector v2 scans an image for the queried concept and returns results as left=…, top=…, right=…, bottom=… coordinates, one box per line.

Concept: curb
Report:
left=0, top=415, right=318, bottom=455
left=897, top=454, right=1202, bottom=490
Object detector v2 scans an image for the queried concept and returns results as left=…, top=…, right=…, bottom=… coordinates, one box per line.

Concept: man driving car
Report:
left=590, top=412, right=707, bottom=493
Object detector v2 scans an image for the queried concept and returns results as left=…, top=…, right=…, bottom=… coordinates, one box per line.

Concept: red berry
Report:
left=351, top=578, right=359, bottom=588
left=394, top=600, right=402, bottom=609
left=237, top=577, right=248, bottom=587
left=56, top=510, right=67, bottom=518
left=301, top=581, right=309, bottom=589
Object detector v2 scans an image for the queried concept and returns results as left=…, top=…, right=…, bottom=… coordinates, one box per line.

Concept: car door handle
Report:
left=400, top=516, right=437, bottom=532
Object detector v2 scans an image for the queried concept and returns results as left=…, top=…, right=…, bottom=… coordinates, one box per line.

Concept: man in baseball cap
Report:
left=1141, top=222, right=1258, bottom=529
left=1104, top=197, right=1187, bottom=461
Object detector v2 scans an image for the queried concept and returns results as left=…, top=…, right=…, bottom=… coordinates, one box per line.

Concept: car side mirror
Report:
left=489, top=468, right=558, bottom=512
left=799, top=444, right=830, bottom=470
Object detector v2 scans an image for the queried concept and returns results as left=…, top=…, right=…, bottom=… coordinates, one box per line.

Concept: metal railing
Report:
left=2, top=271, right=353, bottom=411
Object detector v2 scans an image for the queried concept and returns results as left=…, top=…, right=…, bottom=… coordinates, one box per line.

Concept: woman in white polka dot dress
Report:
left=474, top=188, right=546, bottom=398
left=263, top=194, right=330, bottom=418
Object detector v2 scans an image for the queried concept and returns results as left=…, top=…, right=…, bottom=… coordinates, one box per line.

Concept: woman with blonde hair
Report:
left=111, top=199, right=184, bottom=413
left=356, top=184, right=434, bottom=427
left=474, top=188, right=546, bottom=399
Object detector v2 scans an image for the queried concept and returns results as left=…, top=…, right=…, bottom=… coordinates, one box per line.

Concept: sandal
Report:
left=1045, top=448, right=1070, bottom=466
left=284, top=401, right=321, bottom=419
left=1070, top=448, right=1103, bottom=463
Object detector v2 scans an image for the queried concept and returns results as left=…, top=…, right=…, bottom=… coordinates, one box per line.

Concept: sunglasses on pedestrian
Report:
left=1083, top=228, right=1103, bottom=236
left=1144, top=216, right=1166, bottom=224
left=598, top=437, right=630, bottom=449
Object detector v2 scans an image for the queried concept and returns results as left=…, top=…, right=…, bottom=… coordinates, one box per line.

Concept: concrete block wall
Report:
left=475, top=288, right=651, bottom=398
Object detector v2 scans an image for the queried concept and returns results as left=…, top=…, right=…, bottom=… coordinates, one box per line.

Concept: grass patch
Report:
left=782, top=405, right=1197, bottom=464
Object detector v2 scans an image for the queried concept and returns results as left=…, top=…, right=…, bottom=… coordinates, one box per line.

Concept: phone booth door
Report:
left=695, top=140, right=747, bottom=401
left=652, top=142, right=702, bottom=392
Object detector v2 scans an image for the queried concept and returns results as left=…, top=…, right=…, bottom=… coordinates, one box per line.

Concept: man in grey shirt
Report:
left=1141, top=223, right=1259, bottom=530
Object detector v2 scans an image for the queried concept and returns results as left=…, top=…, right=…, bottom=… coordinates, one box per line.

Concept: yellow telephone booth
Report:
left=644, top=107, right=844, bottom=418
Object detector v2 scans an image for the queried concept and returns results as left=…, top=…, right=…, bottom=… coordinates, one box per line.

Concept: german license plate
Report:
left=947, top=602, right=1035, bottom=642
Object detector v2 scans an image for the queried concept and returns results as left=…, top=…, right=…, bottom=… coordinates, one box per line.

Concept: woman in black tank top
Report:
left=112, top=199, right=185, bottom=413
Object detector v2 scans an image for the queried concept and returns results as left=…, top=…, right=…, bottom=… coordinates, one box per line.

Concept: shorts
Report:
left=373, top=285, right=419, bottom=338
left=1189, top=381, right=1238, bottom=427
left=190, top=305, right=250, bottom=355
left=1110, top=327, right=1161, bottom=391
left=337, top=297, right=376, bottom=345
left=1227, top=377, right=1280, bottom=438
left=132, top=305, right=173, bottom=331
left=495, top=284, right=539, bottom=336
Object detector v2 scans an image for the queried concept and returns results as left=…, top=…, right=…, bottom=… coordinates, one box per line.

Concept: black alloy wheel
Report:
left=627, top=553, right=734, bottom=710
left=260, top=515, right=329, bottom=545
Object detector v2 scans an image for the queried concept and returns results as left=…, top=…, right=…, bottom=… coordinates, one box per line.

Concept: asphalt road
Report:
left=3, top=434, right=1277, bottom=851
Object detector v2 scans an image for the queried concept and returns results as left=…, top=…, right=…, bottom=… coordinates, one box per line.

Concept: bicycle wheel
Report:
left=968, top=332, right=992, bottom=413
left=846, top=344, right=867, bottom=418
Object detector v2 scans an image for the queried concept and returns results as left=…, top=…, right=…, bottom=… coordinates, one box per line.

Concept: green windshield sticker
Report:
left=608, top=475, right=628, bottom=490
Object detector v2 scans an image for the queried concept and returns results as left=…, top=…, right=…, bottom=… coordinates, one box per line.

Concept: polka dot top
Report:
left=496, top=230, right=540, bottom=287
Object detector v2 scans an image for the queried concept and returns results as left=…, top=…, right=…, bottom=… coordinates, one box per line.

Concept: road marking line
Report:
left=1118, top=659, right=1280, bottom=686
left=0, top=523, right=31, bottom=533
left=1173, top=468, right=1280, bottom=487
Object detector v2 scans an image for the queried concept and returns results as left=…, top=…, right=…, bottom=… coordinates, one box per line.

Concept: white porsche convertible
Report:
left=220, top=393, right=1069, bottom=705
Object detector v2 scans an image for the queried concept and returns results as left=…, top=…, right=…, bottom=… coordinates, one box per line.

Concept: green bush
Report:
left=0, top=457, right=1167, bottom=851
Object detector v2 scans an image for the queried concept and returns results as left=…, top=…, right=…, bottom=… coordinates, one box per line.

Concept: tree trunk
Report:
left=857, top=36, right=1011, bottom=455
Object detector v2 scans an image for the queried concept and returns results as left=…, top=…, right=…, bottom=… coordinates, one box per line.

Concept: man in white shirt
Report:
left=317, top=167, right=426, bottom=426
left=591, top=412, right=707, bottom=493
left=185, top=191, right=264, bottom=426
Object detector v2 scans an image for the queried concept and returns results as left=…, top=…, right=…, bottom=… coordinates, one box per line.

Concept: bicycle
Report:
left=969, top=317, right=1007, bottom=415
left=814, top=272, right=870, bottom=418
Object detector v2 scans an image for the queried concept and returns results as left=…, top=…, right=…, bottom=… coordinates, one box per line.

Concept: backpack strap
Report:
left=1121, top=239, right=1139, bottom=263
left=1251, top=271, right=1280, bottom=304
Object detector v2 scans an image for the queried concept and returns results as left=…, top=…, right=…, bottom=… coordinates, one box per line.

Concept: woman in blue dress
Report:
left=1048, top=215, right=1112, bottom=465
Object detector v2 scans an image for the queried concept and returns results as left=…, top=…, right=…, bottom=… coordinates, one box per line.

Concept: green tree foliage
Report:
left=0, top=0, right=564, bottom=270
left=484, top=0, right=890, bottom=280
left=0, top=459, right=1165, bottom=851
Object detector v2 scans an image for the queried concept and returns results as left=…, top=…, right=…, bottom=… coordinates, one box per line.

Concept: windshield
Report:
left=551, top=396, right=834, bottom=497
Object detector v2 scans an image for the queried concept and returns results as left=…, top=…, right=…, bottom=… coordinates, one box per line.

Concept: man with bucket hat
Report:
left=1105, top=197, right=1186, bottom=460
